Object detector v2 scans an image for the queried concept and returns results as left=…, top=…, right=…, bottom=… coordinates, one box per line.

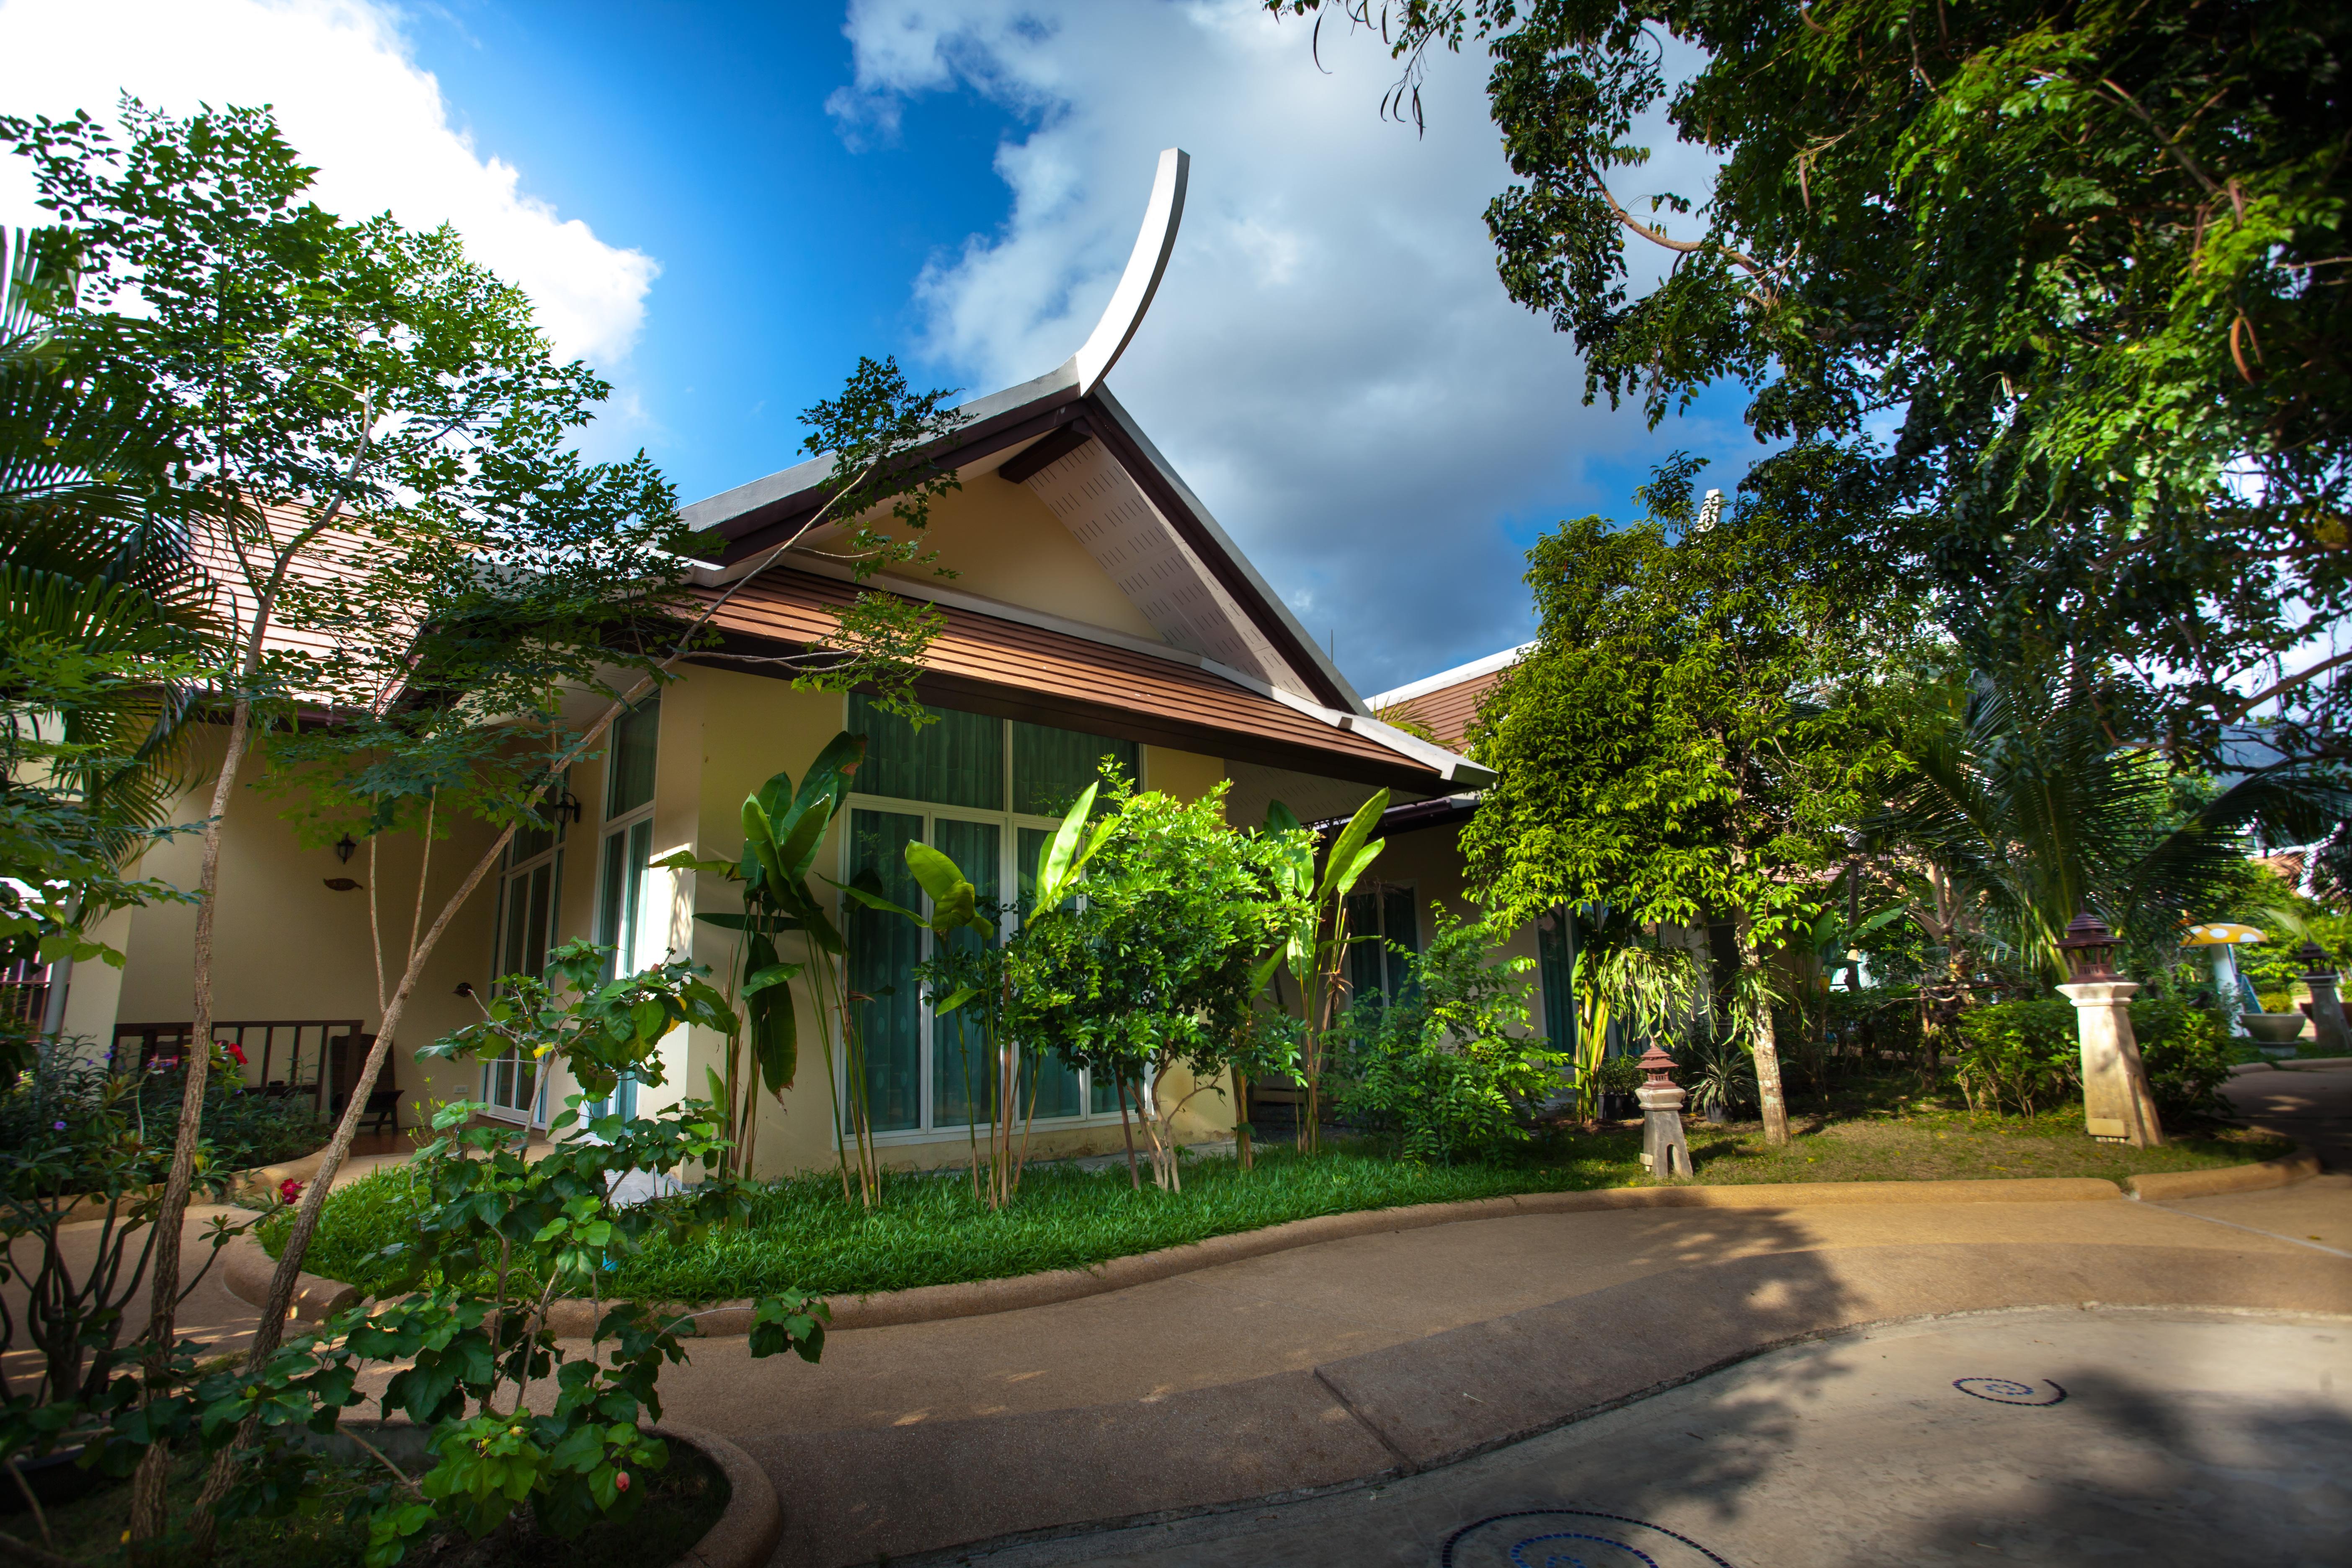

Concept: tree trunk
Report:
left=1751, top=985, right=1790, bottom=1144
left=127, top=691, right=254, bottom=1555
left=1232, top=1068, right=1251, bottom=1172
left=1114, top=1076, right=1141, bottom=1190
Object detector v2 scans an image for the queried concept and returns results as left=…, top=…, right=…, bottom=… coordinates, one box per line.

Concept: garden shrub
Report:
left=1952, top=999, right=2079, bottom=1116
left=0, top=1042, right=323, bottom=1193
left=1955, top=994, right=2234, bottom=1126
left=1331, top=909, right=1567, bottom=1162
left=2130, top=994, right=2234, bottom=1123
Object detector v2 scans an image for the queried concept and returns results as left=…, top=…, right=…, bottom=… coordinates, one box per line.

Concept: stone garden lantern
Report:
left=1635, top=1040, right=1692, bottom=1178
left=2055, top=912, right=2164, bottom=1147
left=2297, top=941, right=2352, bottom=1055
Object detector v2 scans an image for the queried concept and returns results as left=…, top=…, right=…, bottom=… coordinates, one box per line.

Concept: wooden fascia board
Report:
left=683, top=627, right=1441, bottom=792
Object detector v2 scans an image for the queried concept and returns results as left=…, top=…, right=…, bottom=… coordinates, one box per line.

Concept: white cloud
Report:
left=831, top=0, right=1740, bottom=693
left=0, top=0, right=657, bottom=369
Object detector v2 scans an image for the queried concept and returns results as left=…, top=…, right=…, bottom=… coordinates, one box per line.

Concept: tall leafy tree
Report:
left=0, top=223, right=222, bottom=1058
left=3, top=104, right=962, bottom=1558
left=1872, top=665, right=2352, bottom=984
left=1463, top=451, right=1923, bottom=1142
left=1274, top=0, right=2351, bottom=766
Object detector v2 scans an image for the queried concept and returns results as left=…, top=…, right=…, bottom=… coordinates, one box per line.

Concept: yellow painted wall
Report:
left=660, top=671, right=1242, bottom=1178
left=872, top=475, right=1161, bottom=641
left=111, top=723, right=502, bottom=1128
left=1333, top=820, right=1556, bottom=1042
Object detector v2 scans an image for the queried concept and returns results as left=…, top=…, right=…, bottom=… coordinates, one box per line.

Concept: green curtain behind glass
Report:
left=1015, top=824, right=1085, bottom=1119
left=608, top=699, right=659, bottom=818
left=849, top=694, right=1004, bottom=810
left=1345, top=885, right=1423, bottom=1008
left=930, top=817, right=1001, bottom=1128
left=848, top=809, right=925, bottom=1132
left=1011, top=721, right=1137, bottom=815
left=1537, top=908, right=1575, bottom=1056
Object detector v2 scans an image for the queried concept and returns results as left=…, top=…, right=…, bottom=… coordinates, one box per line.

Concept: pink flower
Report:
left=614, top=1471, right=630, bottom=1494
left=279, top=1178, right=304, bottom=1205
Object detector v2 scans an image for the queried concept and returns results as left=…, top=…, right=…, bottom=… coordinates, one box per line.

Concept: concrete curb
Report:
left=654, top=1424, right=781, bottom=1568
left=2126, top=1146, right=2324, bottom=1200
left=238, top=1162, right=2317, bottom=1339
left=222, top=1231, right=359, bottom=1323
left=544, top=1176, right=2128, bottom=1339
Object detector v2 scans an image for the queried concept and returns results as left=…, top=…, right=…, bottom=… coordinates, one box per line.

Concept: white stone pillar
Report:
left=2056, top=979, right=2165, bottom=1146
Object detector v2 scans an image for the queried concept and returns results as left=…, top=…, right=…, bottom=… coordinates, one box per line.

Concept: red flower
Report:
left=279, top=1178, right=304, bottom=1205
left=223, top=1043, right=248, bottom=1066
left=614, top=1472, right=630, bottom=1494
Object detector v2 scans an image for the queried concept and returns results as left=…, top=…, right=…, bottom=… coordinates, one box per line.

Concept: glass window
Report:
left=608, top=698, right=660, bottom=820
left=838, top=696, right=1145, bottom=1137
left=487, top=823, right=562, bottom=1124
left=597, top=818, right=655, bottom=975
left=1012, top=720, right=1137, bottom=815
left=930, top=816, right=1001, bottom=1128
left=1537, top=907, right=1575, bottom=1056
left=847, top=809, right=926, bottom=1133
left=1346, top=883, right=1421, bottom=1008
left=848, top=694, right=1003, bottom=811
left=1015, top=824, right=1087, bottom=1120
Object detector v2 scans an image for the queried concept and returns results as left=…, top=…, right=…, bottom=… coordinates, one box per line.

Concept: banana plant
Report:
left=837, top=781, right=1112, bottom=1207
left=657, top=731, right=874, bottom=1199
left=1254, top=789, right=1387, bottom=1153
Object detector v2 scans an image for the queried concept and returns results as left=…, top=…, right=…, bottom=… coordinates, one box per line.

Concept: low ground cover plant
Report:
left=271, top=1068, right=2284, bottom=1307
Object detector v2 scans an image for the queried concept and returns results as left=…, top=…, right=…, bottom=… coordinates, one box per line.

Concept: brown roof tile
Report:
left=693, top=570, right=1444, bottom=789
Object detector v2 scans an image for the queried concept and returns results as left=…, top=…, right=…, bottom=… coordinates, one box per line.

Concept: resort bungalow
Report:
left=75, top=150, right=1493, bottom=1177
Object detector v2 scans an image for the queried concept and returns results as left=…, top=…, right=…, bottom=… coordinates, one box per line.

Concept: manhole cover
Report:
left=1953, top=1377, right=2067, bottom=1406
left=1441, top=1509, right=1734, bottom=1568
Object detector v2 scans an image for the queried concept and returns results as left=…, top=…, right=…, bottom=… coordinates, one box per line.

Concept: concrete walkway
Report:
left=18, top=1070, right=2350, bottom=1567
left=939, top=1305, right=2351, bottom=1568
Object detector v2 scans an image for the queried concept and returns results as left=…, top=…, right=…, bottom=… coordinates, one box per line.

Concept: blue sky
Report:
left=1, top=0, right=1763, bottom=696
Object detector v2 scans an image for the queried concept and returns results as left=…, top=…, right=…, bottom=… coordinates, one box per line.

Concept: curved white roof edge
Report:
left=1065, top=147, right=1189, bottom=396
left=1366, top=643, right=1534, bottom=709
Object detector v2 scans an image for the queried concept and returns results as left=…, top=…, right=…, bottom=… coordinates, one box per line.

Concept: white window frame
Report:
left=836, top=722, right=1145, bottom=1145
left=483, top=820, right=564, bottom=1127
left=593, top=701, right=663, bottom=1120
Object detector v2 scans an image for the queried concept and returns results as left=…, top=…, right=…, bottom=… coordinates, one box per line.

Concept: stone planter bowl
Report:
left=2242, top=1011, right=2308, bottom=1045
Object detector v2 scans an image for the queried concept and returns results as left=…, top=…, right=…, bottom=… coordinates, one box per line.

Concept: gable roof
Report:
left=1366, top=644, right=1529, bottom=752
left=674, top=147, right=1495, bottom=794
left=680, top=371, right=1362, bottom=714
left=691, top=566, right=1475, bottom=791
left=676, top=146, right=1361, bottom=716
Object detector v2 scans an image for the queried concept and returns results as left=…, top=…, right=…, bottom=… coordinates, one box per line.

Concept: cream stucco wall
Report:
left=1344, top=819, right=1557, bottom=1042
left=110, top=723, right=501, bottom=1127
left=659, top=664, right=1240, bottom=1179
left=871, top=475, right=1161, bottom=641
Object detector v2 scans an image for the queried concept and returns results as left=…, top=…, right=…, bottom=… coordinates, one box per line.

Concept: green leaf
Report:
left=1330, top=838, right=1384, bottom=906
left=933, top=984, right=980, bottom=1016
left=742, top=961, right=803, bottom=998
left=825, top=875, right=921, bottom=923
left=902, top=841, right=968, bottom=905
left=1317, top=789, right=1390, bottom=903
left=1034, top=781, right=1101, bottom=908
left=793, top=730, right=868, bottom=820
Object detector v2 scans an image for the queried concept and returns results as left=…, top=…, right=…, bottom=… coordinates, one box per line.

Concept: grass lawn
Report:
left=267, top=1071, right=2291, bottom=1306
left=21, top=1435, right=726, bottom=1568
